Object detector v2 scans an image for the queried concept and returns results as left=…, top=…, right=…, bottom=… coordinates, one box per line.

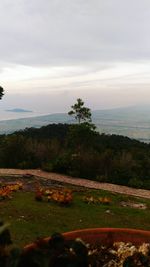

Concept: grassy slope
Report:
left=1, top=189, right=150, bottom=247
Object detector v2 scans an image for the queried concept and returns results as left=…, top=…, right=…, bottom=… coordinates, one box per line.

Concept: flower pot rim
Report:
left=24, top=228, right=150, bottom=251
left=62, top=227, right=150, bottom=235
left=24, top=227, right=150, bottom=251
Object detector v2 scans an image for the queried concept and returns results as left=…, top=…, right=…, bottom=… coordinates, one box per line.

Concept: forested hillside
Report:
left=0, top=123, right=150, bottom=189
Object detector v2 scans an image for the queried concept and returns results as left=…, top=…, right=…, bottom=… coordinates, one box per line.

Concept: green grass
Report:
left=1, top=188, right=150, bottom=247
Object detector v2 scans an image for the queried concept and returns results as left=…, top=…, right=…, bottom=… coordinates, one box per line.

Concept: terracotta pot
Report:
left=24, top=228, right=150, bottom=252
left=62, top=228, right=150, bottom=246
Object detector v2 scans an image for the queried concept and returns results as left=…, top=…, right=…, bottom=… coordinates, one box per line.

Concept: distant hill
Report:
left=0, top=105, right=150, bottom=142
left=6, top=108, right=33, bottom=113
left=0, top=113, right=71, bottom=135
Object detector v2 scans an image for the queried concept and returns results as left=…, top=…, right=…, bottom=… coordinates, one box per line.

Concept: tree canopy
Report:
left=0, top=123, right=149, bottom=189
left=68, top=98, right=92, bottom=123
left=0, top=86, right=4, bottom=100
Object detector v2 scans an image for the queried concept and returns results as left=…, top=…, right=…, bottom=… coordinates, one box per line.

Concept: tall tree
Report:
left=68, top=99, right=96, bottom=155
left=68, top=98, right=92, bottom=123
left=0, top=86, right=4, bottom=100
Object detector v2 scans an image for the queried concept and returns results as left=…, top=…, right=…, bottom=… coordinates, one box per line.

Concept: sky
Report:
left=0, top=0, right=150, bottom=116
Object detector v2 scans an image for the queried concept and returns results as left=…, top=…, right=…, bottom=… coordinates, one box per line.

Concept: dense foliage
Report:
left=0, top=123, right=150, bottom=189
left=0, top=86, right=4, bottom=100
left=68, top=98, right=92, bottom=123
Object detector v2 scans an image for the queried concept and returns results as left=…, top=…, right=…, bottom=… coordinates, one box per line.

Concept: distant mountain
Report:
left=6, top=108, right=33, bottom=113
left=0, top=113, right=71, bottom=135
left=1, top=105, right=150, bottom=142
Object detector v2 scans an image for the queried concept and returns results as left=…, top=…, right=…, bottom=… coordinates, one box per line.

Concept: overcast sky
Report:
left=0, top=0, right=150, bottom=115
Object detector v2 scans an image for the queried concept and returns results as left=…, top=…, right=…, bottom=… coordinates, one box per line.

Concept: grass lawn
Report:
left=1, top=187, right=150, bottom=247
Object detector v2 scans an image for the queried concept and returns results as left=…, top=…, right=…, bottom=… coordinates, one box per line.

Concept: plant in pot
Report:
left=0, top=221, right=21, bottom=267
left=20, top=228, right=150, bottom=266
left=1, top=224, right=150, bottom=267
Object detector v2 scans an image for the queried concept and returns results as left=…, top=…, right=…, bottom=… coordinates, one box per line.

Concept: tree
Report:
left=67, top=99, right=97, bottom=156
left=68, top=98, right=92, bottom=124
left=0, top=86, right=4, bottom=100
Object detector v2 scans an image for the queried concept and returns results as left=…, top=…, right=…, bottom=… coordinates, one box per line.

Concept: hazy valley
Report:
left=1, top=105, right=150, bottom=143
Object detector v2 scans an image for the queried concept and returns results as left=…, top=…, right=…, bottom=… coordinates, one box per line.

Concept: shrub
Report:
left=128, top=177, right=143, bottom=188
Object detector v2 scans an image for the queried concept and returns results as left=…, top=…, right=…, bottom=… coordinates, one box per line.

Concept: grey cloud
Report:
left=0, top=0, right=150, bottom=66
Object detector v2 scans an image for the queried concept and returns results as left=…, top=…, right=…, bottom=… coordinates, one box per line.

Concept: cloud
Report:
left=0, top=0, right=150, bottom=66
left=0, top=0, right=150, bottom=112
